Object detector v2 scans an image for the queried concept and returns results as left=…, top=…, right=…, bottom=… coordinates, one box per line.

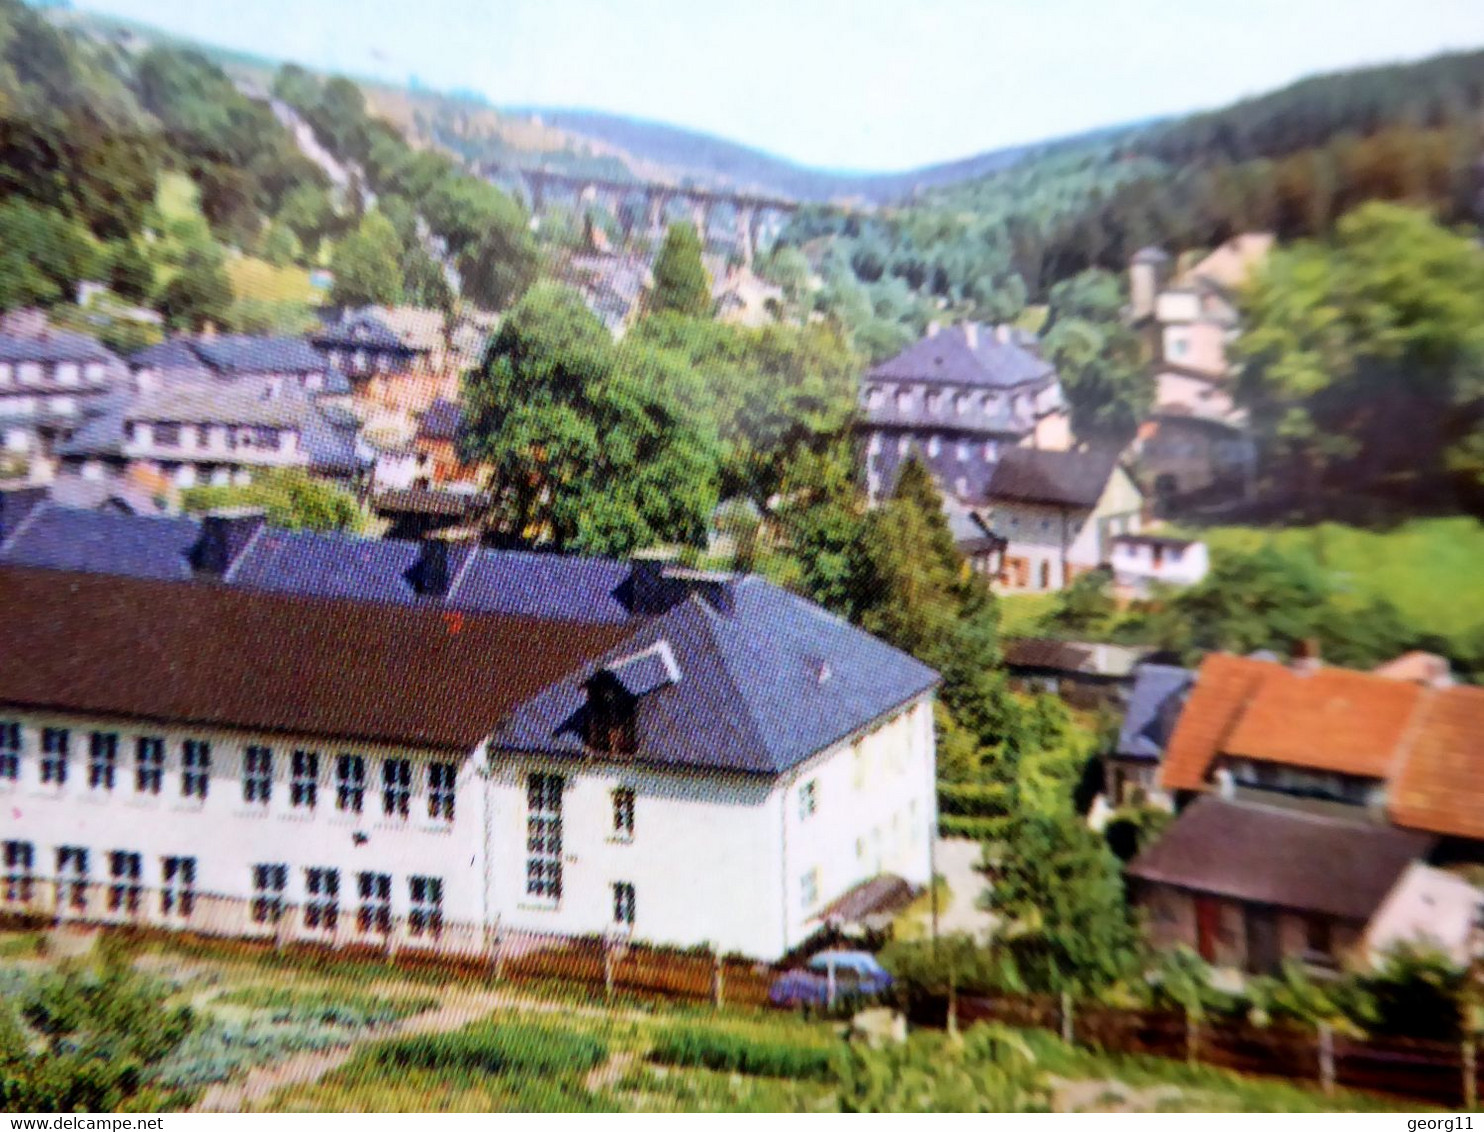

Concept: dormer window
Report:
left=586, top=675, right=637, bottom=756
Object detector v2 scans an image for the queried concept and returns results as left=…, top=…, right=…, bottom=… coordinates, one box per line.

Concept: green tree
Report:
left=0, top=200, right=97, bottom=310
left=329, top=212, right=403, bottom=308
left=650, top=223, right=712, bottom=317
left=461, top=284, right=720, bottom=555
left=181, top=468, right=368, bottom=532
left=106, top=240, right=155, bottom=304
left=157, top=245, right=232, bottom=331
left=457, top=199, right=539, bottom=311
left=984, top=808, right=1138, bottom=993
left=0, top=944, right=194, bottom=1112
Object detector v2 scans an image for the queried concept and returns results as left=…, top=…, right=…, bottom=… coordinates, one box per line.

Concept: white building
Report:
left=0, top=516, right=938, bottom=961
left=981, top=448, right=1145, bottom=592
left=1110, top=533, right=1209, bottom=594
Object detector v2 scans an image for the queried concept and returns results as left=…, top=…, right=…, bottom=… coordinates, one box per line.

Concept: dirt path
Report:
left=584, top=1050, right=639, bottom=1094
left=194, top=987, right=510, bottom=1112
left=193, top=981, right=662, bottom=1112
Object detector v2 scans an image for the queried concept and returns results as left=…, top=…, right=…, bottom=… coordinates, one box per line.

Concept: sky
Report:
left=73, top=0, right=1484, bottom=173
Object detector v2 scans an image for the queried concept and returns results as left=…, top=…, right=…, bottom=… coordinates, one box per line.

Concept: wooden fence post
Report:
left=1317, top=1021, right=1335, bottom=1097
left=1061, top=991, right=1074, bottom=1046
left=1185, top=1005, right=1200, bottom=1065
left=947, top=977, right=959, bottom=1038
left=712, top=947, right=724, bottom=1010
left=1464, top=1036, right=1477, bottom=1111
left=603, top=941, right=615, bottom=1002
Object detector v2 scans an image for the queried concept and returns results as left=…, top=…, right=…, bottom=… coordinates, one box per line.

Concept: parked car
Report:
left=768, top=949, right=893, bottom=1010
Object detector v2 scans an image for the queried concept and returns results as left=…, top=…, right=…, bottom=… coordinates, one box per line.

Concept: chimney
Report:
left=994, top=324, right=1010, bottom=345
left=190, top=508, right=266, bottom=577
left=925, top=321, right=941, bottom=338
left=0, top=485, right=48, bottom=543
left=963, top=323, right=979, bottom=349
left=407, top=534, right=475, bottom=597
left=1291, top=637, right=1322, bottom=674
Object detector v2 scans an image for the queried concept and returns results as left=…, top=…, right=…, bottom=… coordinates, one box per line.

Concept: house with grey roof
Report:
left=857, top=322, right=1071, bottom=506
left=0, top=317, right=127, bottom=476
left=0, top=497, right=938, bottom=960
left=130, top=334, right=347, bottom=398
left=979, top=447, right=1145, bottom=592
left=1106, top=662, right=1194, bottom=805
left=310, top=309, right=428, bottom=383
left=56, top=383, right=367, bottom=489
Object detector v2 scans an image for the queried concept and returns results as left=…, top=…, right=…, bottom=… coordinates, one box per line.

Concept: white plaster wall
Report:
left=0, top=709, right=485, bottom=950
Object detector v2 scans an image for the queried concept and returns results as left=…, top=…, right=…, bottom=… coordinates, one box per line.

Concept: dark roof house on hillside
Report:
left=131, top=335, right=346, bottom=396
left=857, top=322, right=1071, bottom=506
left=979, top=448, right=1146, bottom=593
left=0, top=319, right=127, bottom=475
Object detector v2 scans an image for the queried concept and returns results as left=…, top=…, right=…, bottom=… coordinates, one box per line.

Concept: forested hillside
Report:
left=773, top=48, right=1484, bottom=367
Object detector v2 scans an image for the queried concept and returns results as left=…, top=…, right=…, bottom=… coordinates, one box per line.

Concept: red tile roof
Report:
left=1159, top=653, right=1274, bottom=792
left=1222, top=666, right=1424, bottom=779
left=1389, top=686, right=1484, bottom=841
left=1159, top=654, right=1429, bottom=792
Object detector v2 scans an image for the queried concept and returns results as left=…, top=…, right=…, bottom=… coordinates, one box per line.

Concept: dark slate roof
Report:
left=0, top=506, right=198, bottom=580
left=192, top=335, right=330, bottom=375
left=493, top=578, right=939, bottom=776
left=0, top=505, right=641, bottom=624
left=0, top=330, right=118, bottom=364
left=129, top=339, right=210, bottom=373
left=866, top=323, right=1054, bottom=389
left=608, top=643, right=680, bottom=698
left=1126, top=796, right=1432, bottom=921
left=1116, top=663, right=1195, bottom=760
left=311, top=311, right=413, bottom=352
left=984, top=447, right=1122, bottom=509
left=0, top=565, right=632, bottom=752
left=418, top=397, right=463, bottom=442
left=1003, top=638, right=1148, bottom=678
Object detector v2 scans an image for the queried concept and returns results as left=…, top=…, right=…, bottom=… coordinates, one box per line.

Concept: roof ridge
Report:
left=1383, top=684, right=1444, bottom=815
left=684, top=592, right=782, bottom=770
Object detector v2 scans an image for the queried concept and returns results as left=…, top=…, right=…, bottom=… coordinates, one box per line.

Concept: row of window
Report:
left=124, top=422, right=290, bottom=452
left=0, top=361, right=108, bottom=388
left=865, top=385, right=1034, bottom=419
left=0, top=726, right=456, bottom=821
left=867, top=433, right=1001, bottom=464
left=250, top=864, right=444, bottom=937
left=4, top=841, right=196, bottom=918
left=0, top=841, right=448, bottom=938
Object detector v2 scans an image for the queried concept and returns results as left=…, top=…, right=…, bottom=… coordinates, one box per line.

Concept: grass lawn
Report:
left=1193, top=516, right=1484, bottom=637
left=156, top=171, right=201, bottom=225
left=225, top=256, right=317, bottom=306
left=999, top=592, right=1058, bottom=637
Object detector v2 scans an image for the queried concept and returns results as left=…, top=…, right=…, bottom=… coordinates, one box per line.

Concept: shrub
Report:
left=648, top=1027, right=837, bottom=1080
left=369, top=1022, right=606, bottom=1077
left=213, top=987, right=437, bottom=1028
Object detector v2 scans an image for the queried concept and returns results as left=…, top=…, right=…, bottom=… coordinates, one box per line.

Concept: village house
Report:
left=1002, top=638, right=1153, bottom=710
left=0, top=313, right=127, bottom=478
left=857, top=322, right=1071, bottom=508
left=0, top=498, right=938, bottom=961
left=1127, top=652, right=1484, bottom=974
left=978, top=447, right=1145, bottom=592
left=1109, top=532, right=1209, bottom=594
left=412, top=397, right=482, bottom=487
left=1104, top=662, right=1193, bottom=807
left=130, top=335, right=346, bottom=399
left=55, top=383, right=367, bottom=489
left=1125, top=236, right=1267, bottom=506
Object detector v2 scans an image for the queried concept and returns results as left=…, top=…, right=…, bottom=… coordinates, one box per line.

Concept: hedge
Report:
left=648, top=1027, right=838, bottom=1080
left=370, top=1021, right=607, bottom=1076
left=937, top=782, right=1015, bottom=817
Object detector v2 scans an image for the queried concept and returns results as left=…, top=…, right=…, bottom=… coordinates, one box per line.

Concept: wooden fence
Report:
left=913, top=990, right=1482, bottom=1108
